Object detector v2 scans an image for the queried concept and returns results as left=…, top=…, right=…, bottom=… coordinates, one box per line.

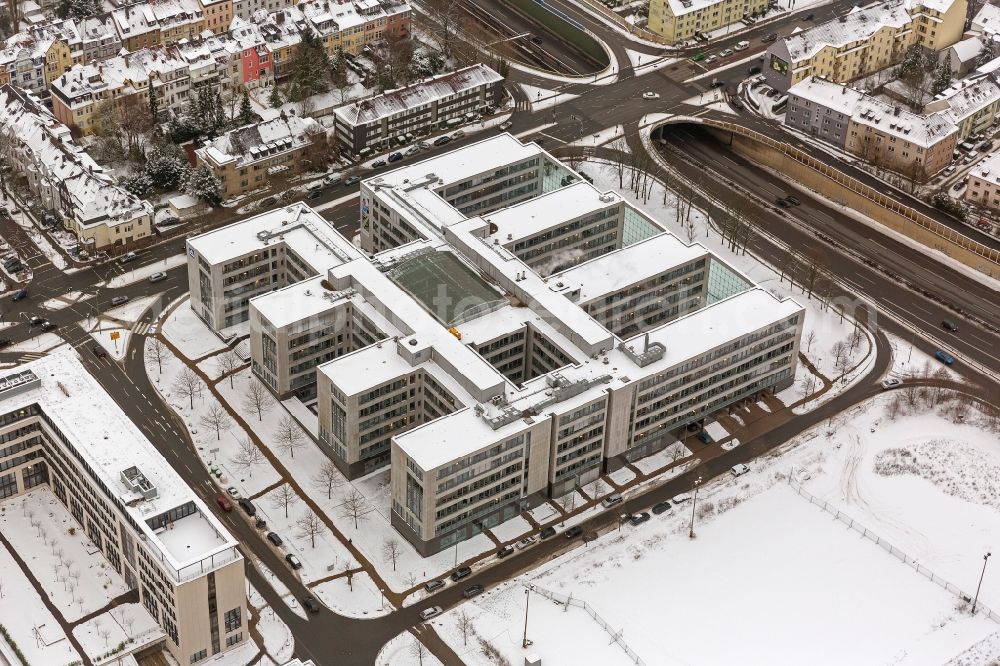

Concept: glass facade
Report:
left=706, top=258, right=752, bottom=303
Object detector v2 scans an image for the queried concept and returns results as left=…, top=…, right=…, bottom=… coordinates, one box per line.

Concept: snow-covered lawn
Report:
left=630, top=441, right=690, bottom=475
left=311, top=572, right=391, bottom=618
left=1, top=488, right=129, bottom=622
left=519, top=84, right=580, bottom=111
left=8, top=331, right=64, bottom=353
left=0, top=540, right=81, bottom=666
left=376, top=632, right=443, bottom=666
left=254, top=604, right=294, bottom=663
left=489, top=516, right=532, bottom=544
left=72, top=603, right=163, bottom=663
left=161, top=300, right=227, bottom=358
left=42, top=291, right=92, bottom=311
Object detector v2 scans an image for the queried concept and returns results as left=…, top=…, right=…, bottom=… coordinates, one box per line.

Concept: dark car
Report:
left=4, top=261, right=22, bottom=273
left=371, top=159, right=387, bottom=169
left=120, top=252, right=137, bottom=264
left=564, top=526, right=583, bottom=539
left=629, top=512, right=651, bottom=526
left=748, top=65, right=761, bottom=75
left=463, top=584, right=484, bottom=599
left=237, top=498, right=256, bottom=516
left=0, top=338, right=10, bottom=348
left=805, top=12, right=814, bottom=19
left=451, top=566, right=472, bottom=582
left=942, top=319, right=958, bottom=332
left=91, top=345, right=107, bottom=358
left=496, top=545, right=515, bottom=559
left=266, top=531, right=283, bottom=547
left=776, top=197, right=791, bottom=208
left=285, top=553, right=303, bottom=570
left=697, top=431, right=713, bottom=445
left=40, top=320, right=57, bottom=332
left=652, top=501, right=673, bottom=515
left=530, top=36, right=542, bottom=45
left=0, top=206, right=9, bottom=219
left=388, top=152, right=403, bottom=163
left=433, top=135, right=452, bottom=147
left=935, top=350, right=955, bottom=365
left=785, top=194, right=800, bottom=206
left=216, top=494, right=233, bottom=512
left=307, top=189, right=322, bottom=200
left=344, top=175, right=361, bottom=186
left=29, top=315, right=44, bottom=327
left=302, top=595, right=321, bottom=614
left=111, top=296, right=130, bottom=306
left=762, top=32, right=777, bottom=42
left=540, top=526, right=556, bottom=539
left=259, top=196, right=278, bottom=208
left=424, top=579, right=445, bottom=592
left=12, top=289, right=28, bottom=302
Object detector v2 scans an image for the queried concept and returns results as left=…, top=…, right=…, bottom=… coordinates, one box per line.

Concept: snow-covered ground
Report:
left=1, top=488, right=129, bottom=622
left=311, top=572, right=391, bottom=618
left=161, top=300, right=228, bottom=358
left=72, top=603, right=163, bottom=663
left=375, top=631, right=443, bottom=666
left=8, top=331, right=64, bottom=353
left=80, top=295, right=159, bottom=360
left=42, top=291, right=92, bottom=311
left=519, top=84, right=580, bottom=111
left=254, top=604, right=294, bottom=663
left=438, top=397, right=1000, bottom=666
left=0, top=540, right=81, bottom=666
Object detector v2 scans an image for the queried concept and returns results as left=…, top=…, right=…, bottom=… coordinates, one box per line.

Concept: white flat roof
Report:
left=485, top=182, right=622, bottom=245
left=0, top=351, right=238, bottom=574
left=251, top=275, right=340, bottom=329
left=554, top=232, right=707, bottom=304
left=394, top=407, right=536, bottom=470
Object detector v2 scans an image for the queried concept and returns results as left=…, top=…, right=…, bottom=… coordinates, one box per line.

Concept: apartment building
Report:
left=647, top=0, right=769, bottom=44
left=334, top=64, right=504, bottom=154
left=0, top=85, right=153, bottom=252
left=186, top=135, right=803, bottom=553
left=0, top=27, right=73, bottom=96
left=195, top=115, right=324, bottom=199
left=965, top=151, right=1000, bottom=208
left=763, top=0, right=968, bottom=92
left=0, top=352, right=247, bottom=665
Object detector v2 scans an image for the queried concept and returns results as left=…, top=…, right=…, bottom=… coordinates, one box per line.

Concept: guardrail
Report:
left=524, top=582, right=647, bottom=665
left=787, top=478, right=1000, bottom=624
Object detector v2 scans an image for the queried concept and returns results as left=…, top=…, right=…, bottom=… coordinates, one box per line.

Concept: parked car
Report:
left=652, top=501, right=673, bottom=515
left=404, top=145, right=420, bottom=156
left=424, top=579, right=445, bottom=592
left=942, top=165, right=957, bottom=176
left=307, top=181, right=323, bottom=191
left=451, top=566, right=472, bottom=582
left=419, top=606, right=443, bottom=620
left=307, top=189, right=322, bottom=200
left=148, top=272, right=167, bottom=283
left=266, top=531, right=283, bottom=547
left=0, top=338, right=10, bottom=348
left=530, top=35, right=542, bottom=45
left=370, top=159, right=387, bottom=169
left=285, top=554, right=303, bottom=570
left=499, top=121, right=513, bottom=131
left=463, top=584, right=485, bottom=599
left=601, top=493, right=623, bottom=509
left=324, top=173, right=342, bottom=186
left=302, top=596, right=321, bottom=614
left=564, top=526, right=583, bottom=539
left=731, top=463, right=751, bottom=477
left=805, top=12, right=815, bottom=19
left=696, top=431, right=713, bottom=444
left=120, top=252, right=138, bottom=264
left=11, top=288, right=28, bottom=302
left=935, top=350, right=956, bottom=365
left=672, top=494, right=692, bottom=504
left=216, top=495, right=233, bottom=512
left=111, top=295, right=130, bottom=306
left=417, top=140, right=431, bottom=150
left=642, top=91, right=660, bottom=100
left=452, top=129, right=466, bottom=139
left=880, top=377, right=903, bottom=390
left=515, top=536, right=536, bottom=549
left=762, top=32, right=778, bottom=42
left=433, top=135, right=452, bottom=146
left=941, top=319, right=958, bottom=332
left=747, top=65, right=761, bottom=75
left=388, top=152, right=404, bottom=163
left=629, top=512, right=651, bottom=526
left=540, top=526, right=557, bottom=539
left=344, top=175, right=361, bottom=186
left=237, top=498, right=256, bottom=516
left=226, top=486, right=240, bottom=498
left=91, top=345, right=108, bottom=358
left=496, top=545, right=515, bottom=559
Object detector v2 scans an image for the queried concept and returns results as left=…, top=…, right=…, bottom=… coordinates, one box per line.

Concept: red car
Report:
left=216, top=495, right=234, bottom=512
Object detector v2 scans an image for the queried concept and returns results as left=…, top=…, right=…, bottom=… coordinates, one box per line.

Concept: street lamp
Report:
left=688, top=476, right=703, bottom=539
left=972, top=552, right=992, bottom=614
left=522, top=587, right=532, bottom=648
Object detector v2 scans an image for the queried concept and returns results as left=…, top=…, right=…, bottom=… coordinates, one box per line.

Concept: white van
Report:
left=964, top=150, right=979, bottom=164
left=735, top=40, right=750, bottom=51
left=731, top=463, right=750, bottom=477
left=601, top=493, right=623, bottom=509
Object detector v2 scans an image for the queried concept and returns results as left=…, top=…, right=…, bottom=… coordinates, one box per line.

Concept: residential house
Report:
left=648, top=0, right=769, bottom=44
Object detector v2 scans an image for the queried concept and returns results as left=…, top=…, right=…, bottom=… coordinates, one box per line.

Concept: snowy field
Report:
left=161, top=300, right=227, bottom=358
left=312, top=572, right=391, bottom=618
left=72, top=603, right=163, bottom=663
left=437, top=395, right=1000, bottom=665
left=1, top=488, right=129, bottom=622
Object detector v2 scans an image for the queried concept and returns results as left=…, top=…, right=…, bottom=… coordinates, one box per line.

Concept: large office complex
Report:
left=186, top=134, right=804, bottom=554
left=0, top=352, right=247, bottom=665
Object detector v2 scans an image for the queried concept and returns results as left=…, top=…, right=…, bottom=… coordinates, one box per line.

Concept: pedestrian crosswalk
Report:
left=133, top=321, right=153, bottom=336
left=17, top=352, right=47, bottom=363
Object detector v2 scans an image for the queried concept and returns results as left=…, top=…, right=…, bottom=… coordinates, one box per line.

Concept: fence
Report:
left=523, top=583, right=646, bottom=665
left=786, top=478, right=1000, bottom=624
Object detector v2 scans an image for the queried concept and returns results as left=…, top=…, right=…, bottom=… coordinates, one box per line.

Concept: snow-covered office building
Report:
left=186, top=134, right=804, bottom=554
left=0, top=352, right=247, bottom=665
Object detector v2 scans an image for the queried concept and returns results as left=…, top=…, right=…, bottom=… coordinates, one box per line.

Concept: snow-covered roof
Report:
left=52, top=46, right=194, bottom=104
left=780, top=2, right=913, bottom=63
left=938, top=74, right=1000, bottom=124
left=196, top=115, right=321, bottom=168
left=334, top=64, right=502, bottom=128
left=111, top=3, right=160, bottom=38
left=788, top=76, right=867, bottom=114
left=852, top=95, right=957, bottom=147
left=949, top=37, right=984, bottom=63
left=972, top=2, right=1000, bottom=34
left=0, top=351, right=240, bottom=579
left=968, top=150, right=1000, bottom=185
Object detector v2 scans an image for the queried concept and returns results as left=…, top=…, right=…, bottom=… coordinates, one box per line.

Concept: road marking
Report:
left=157, top=422, right=167, bottom=433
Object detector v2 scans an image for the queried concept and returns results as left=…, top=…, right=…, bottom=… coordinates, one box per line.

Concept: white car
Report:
left=718, top=49, right=734, bottom=57
left=642, top=91, right=660, bottom=100
left=730, top=463, right=750, bottom=477
left=704, top=55, right=718, bottom=64
left=404, top=145, right=420, bottom=156
left=419, top=606, right=443, bottom=621
left=734, top=40, right=750, bottom=51
left=515, top=536, right=536, bottom=549
left=880, top=377, right=903, bottom=390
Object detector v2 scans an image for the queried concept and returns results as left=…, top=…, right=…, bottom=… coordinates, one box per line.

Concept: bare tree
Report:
left=455, top=610, right=474, bottom=645
left=830, top=341, right=849, bottom=378
left=215, top=351, right=243, bottom=389
left=342, top=561, right=356, bottom=590
left=312, top=459, right=344, bottom=499
left=800, top=374, right=817, bottom=398
left=199, top=403, right=232, bottom=440
left=274, top=415, right=305, bottom=458
left=409, top=636, right=428, bottom=666
left=803, top=330, right=817, bottom=354
left=885, top=394, right=904, bottom=420
left=295, top=510, right=326, bottom=548
left=269, top=485, right=299, bottom=519
left=422, top=0, right=462, bottom=56
left=145, top=338, right=170, bottom=374
left=231, top=437, right=266, bottom=476
left=243, top=379, right=275, bottom=421
left=605, top=137, right=629, bottom=189
left=340, top=489, right=368, bottom=529
left=172, top=367, right=203, bottom=409
left=558, top=491, right=576, bottom=514
left=382, top=538, right=402, bottom=571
